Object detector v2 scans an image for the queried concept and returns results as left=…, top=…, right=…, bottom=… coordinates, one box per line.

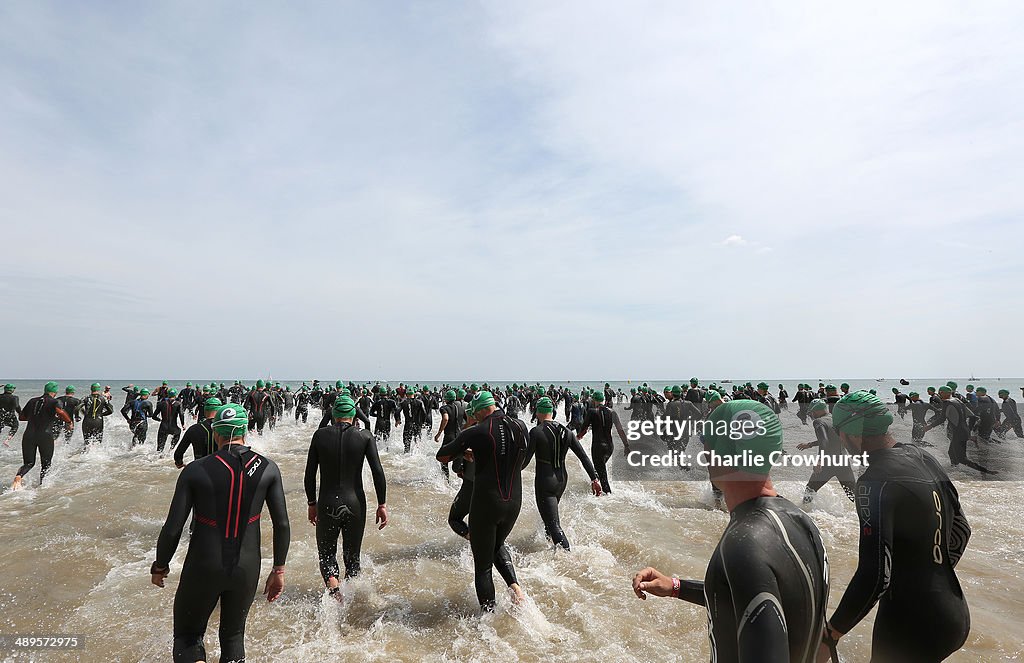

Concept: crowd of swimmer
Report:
left=2, top=377, right=1022, bottom=662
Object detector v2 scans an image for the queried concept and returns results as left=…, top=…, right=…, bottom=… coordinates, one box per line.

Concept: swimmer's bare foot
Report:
left=508, top=583, right=524, bottom=605
left=3, top=435, right=11, bottom=447
left=11, top=475, right=24, bottom=491
left=327, top=577, right=343, bottom=603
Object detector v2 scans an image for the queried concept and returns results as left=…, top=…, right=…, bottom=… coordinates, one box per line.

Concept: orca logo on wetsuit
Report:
left=932, top=490, right=944, bottom=564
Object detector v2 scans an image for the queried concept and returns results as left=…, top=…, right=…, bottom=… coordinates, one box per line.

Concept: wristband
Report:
left=671, top=577, right=680, bottom=598
left=271, top=568, right=285, bottom=575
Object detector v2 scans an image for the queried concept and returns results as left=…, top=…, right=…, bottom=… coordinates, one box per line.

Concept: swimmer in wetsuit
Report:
left=434, top=390, right=467, bottom=482
left=0, top=383, right=22, bottom=446
left=796, top=399, right=856, bottom=504
left=922, top=385, right=996, bottom=474
left=77, top=383, right=114, bottom=448
left=243, top=380, right=275, bottom=435
left=54, top=385, right=81, bottom=442
left=11, top=381, right=73, bottom=489
left=822, top=391, right=971, bottom=663
left=576, top=390, right=629, bottom=494
left=530, top=397, right=601, bottom=550
left=122, top=388, right=155, bottom=446
left=437, top=391, right=533, bottom=611
left=151, top=403, right=290, bottom=663
left=632, top=400, right=829, bottom=663
left=154, top=389, right=186, bottom=453
left=173, top=398, right=221, bottom=468
left=304, top=396, right=388, bottom=599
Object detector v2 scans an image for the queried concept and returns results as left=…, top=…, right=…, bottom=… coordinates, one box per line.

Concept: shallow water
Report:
left=0, top=389, right=1022, bottom=662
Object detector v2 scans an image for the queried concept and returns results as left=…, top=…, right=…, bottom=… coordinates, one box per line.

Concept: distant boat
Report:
left=900, top=379, right=910, bottom=386
left=876, top=378, right=885, bottom=382
left=720, top=379, right=733, bottom=383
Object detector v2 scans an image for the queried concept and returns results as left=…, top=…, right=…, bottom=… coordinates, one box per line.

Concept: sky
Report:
left=1, top=1, right=1022, bottom=381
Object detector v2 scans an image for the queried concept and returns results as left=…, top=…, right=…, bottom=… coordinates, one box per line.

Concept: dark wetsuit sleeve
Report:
left=567, top=433, right=598, bottom=481
left=356, top=407, right=371, bottom=430
left=155, top=469, right=194, bottom=569
left=675, top=579, right=707, bottom=606
left=265, top=464, right=290, bottom=566
left=926, top=404, right=947, bottom=428
left=829, top=478, right=895, bottom=633
left=172, top=429, right=188, bottom=467
left=366, top=435, right=387, bottom=504
left=304, top=433, right=320, bottom=505
left=719, top=535, right=791, bottom=662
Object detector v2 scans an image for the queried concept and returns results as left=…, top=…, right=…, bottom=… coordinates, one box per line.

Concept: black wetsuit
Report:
left=908, top=400, right=932, bottom=443
left=173, top=418, right=216, bottom=467
left=530, top=420, right=597, bottom=550
left=304, top=422, right=386, bottom=582
left=0, top=392, right=23, bottom=438
left=155, top=444, right=289, bottom=663
left=830, top=444, right=971, bottom=662
left=675, top=496, right=829, bottom=663
left=154, top=398, right=186, bottom=453
left=243, top=390, right=275, bottom=435
left=122, top=397, right=155, bottom=446
left=581, top=405, right=621, bottom=494
left=927, top=398, right=991, bottom=473
left=793, top=390, right=814, bottom=424
left=370, top=397, right=399, bottom=444
left=996, top=397, right=1023, bottom=438
left=54, top=394, right=81, bottom=441
left=438, top=401, right=467, bottom=480
left=17, top=394, right=71, bottom=483
left=437, top=410, right=533, bottom=610
left=78, top=393, right=114, bottom=446
left=400, top=397, right=426, bottom=452
left=804, top=415, right=856, bottom=502
left=294, top=391, right=309, bottom=423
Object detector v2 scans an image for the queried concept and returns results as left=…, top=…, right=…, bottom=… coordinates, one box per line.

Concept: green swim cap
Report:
left=690, top=377, right=699, bottom=385
left=65, top=385, right=76, bottom=394
left=909, top=392, right=919, bottom=398
left=998, top=389, right=1009, bottom=397
left=832, top=391, right=894, bottom=436
left=592, top=390, right=605, bottom=402
left=705, top=390, right=723, bottom=403
left=168, top=389, right=177, bottom=397
left=470, top=383, right=479, bottom=391
left=809, top=399, right=828, bottom=414
left=203, top=397, right=223, bottom=411
left=332, top=395, right=356, bottom=418
left=536, top=397, right=554, bottom=414
left=456, top=388, right=466, bottom=398
left=703, top=400, right=782, bottom=476
left=840, top=383, right=850, bottom=389
left=938, top=385, right=952, bottom=393
left=162, top=380, right=168, bottom=385
left=927, top=386, right=936, bottom=392
left=445, top=390, right=456, bottom=402
left=976, top=387, right=987, bottom=394
left=4, top=384, right=15, bottom=392
left=671, top=386, right=682, bottom=396
left=44, top=381, right=59, bottom=393
left=187, top=382, right=193, bottom=387
left=140, top=388, right=150, bottom=396
left=470, top=391, right=495, bottom=414
left=256, top=380, right=265, bottom=388
left=211, top=404, right=248, bottom=438
left=757, top=382, right=769, bottom=390
left=892, top=387, right=899, bottom=393
left=966, top=384, right=974, bottom=390
left=946, top=381, right=957, bottom=390
left=336, top=380, right=343, bottom=389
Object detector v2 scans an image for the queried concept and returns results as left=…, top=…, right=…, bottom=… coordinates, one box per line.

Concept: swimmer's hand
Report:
left=151, top=565, right=169, bottom=588
left=632, top=567, right=673, bottom=600
left=797, top=443, right=812, bottom=450
left=622, top=444, right=631, bottom=457
left=463, top=449, right=474, bottom=463
left=376, top=504, right=389, bottom=530
left=591, top=479, right=603, bottom=497
left=308, top=505, right=318, bottom=525
left=434, top=431, right=441, bottom=443
left=264, top=568, right=285, bottom=602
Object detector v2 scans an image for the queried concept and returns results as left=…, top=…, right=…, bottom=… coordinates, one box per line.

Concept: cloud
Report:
left=0, top=1, right=1020, bottom=378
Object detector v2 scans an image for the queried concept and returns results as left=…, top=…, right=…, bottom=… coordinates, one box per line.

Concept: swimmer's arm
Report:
left=366, top=436, right=387, bottom=505
left=177, top=406, right=185, bottom=427
left=356, top=407, right=371, bottom=430
left=266, top=465, right=290, bottom=567
left=567, top=432, right=599, bottom=481
left=613, top=411, right=629, bottom=446
left=829, top=479, right=893, bottom=634
left=55, top=406, right=72, bottom=426
left=923, top=405, right=947, bottom=431
left=436, top=429, right=469, bottom=463
left=676, top=579, right=707, bottom=605
left=522, top=425, right=536, bottom=469
left=303, top=435, right=319, bottom=505
left=155, top=470, right=194, bottom=569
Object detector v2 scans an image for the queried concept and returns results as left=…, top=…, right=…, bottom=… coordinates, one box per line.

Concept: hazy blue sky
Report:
left=2, top=1, right=1021, bottom=381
